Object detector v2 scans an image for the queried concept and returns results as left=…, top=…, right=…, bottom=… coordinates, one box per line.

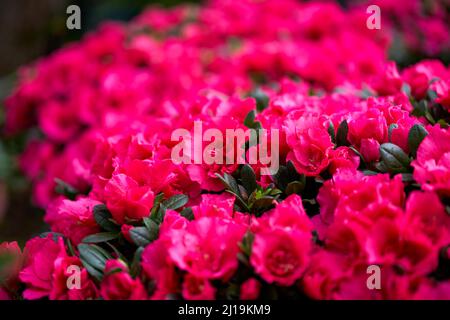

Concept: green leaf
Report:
left=244, top=110, right=255, bottom=128
left=401, top=173, right=415, bottom=183
left=336, top=120, right=350, bottom=147
left=93, top=205, right=119, bottom=232
left=82, top=232, right=119, bottom=244
left=152, top=204, right=167, bottom=224
left=244, top=110, right=262, bottom=130
left=143, top=218, right=159, bottom=236
left=362, top=170, right=378, bottom=176
left=150, top=193, right=165, bottom=217
left=411, top=100, right=427, bottom=117
left=272, top=165, right=289, bottom=191
left=162, top=194, right=188, bottom=210
left=251, top=196, right=275, bottom=214
left=216, top=173, right=240, bottom=196
left=379, top=143, right=411, bottom=173
left=54, top=178, right=78, bottom=200
left=239, top=232, right=254, bottom=256
left=401, top=83, right=411, bottom=96
left=180, top=207, right=195, bottom=221
left=408, top=124, right=428, bottom=157
left=78, top=244, right=112, bottom=281
left=250, top=88, right=269, bottom=112
left=130, top=247, right=144, bottom=278
left=241, top=164, right=257, bottom=194
left=66, top=238, right=76, bottom=256
left=130, top=226, right=158, bottom=247
left=285, top=181, right=305, bottom=195
left=328, top=121, right=336, bottom=144
left=216, top=173, right=250, bottom=212
left=427, top=89, right=438, bottom=101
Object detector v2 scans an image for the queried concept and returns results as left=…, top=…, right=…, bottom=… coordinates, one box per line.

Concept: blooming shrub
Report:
left=1, top=0, right=450, bottom=300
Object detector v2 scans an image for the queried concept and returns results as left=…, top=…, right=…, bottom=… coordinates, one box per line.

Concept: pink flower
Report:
left=252, top=194, right=313, bottom=234
left=402, top=60, right=448, bottom=100
left=20, top=235, right=67, bottom=300
left=412, top=126, right=450, bottom=196
left=347, top=108, right=387, bottom=147
left=432, top=79, right=450, bottom=110
left=371, top=62, right=403, bottom=96
left=45, top=197, right=101, bottom=245
left=182, top=274, right=216, bottom=300
left=404, top=191, right=450, bottom=246
left=284, top=114, right=334, bottom=176
left=50, top=255, right=98, bottom=300
left=250, top=229, right=311, bottom=286
left=104, top=173, right=155, bottom=224
left=359, top=138, right=380, bottom=163
left=192, top=193, right=235, bottom=220
left=100, top=260, right=147, bottom=300
left=19, top=235, right=97, bottom=300
left=240, top=278, right=261, bottom=300
left=38, top=101, right=80, bottom=142
left=141, top=238, right=179, bottom=299
left=328, top=146, right=360, bottom=174
left=168, top=217, right=246, bottom=280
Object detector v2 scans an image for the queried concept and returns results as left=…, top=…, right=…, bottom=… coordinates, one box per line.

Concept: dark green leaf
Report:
left=239, top=232, right=254, bottom=256
left=272, top=165, right=289, bottom=191
left=143, top=218, right=159, bottom=236
left=408, top=124, right=428, bottom=157
left=78, top=244, right=112, bottom=281
left=241, top=164, right=257, bottom=194
left=130, top=226, right=158, bottom=247
left=162, top=194, right=188, bottom=210
left=93, top=205, right=119, bottom=232
left=328, top=121, right=336, bottom=144
left=401, top=83, right=411, bottom=96
left=401, top=173, right=415, bottom=183
left=380, top=143, right=411, bottom=173
left=54, top=178, right=78, bottom=200
left=250, top=88, right=269, bottom=112
left=251, top=196, right=275, bottom=213
left=152, top=204, right=167, bottom=224
left=130, top=247, right=144, bottom=278
left=427, top=89, right=438, bottom=101
left=180, top=207, right=195, bottom=221
left=336, top=120, right=350, bottom=147
left=285, top=181, right=305, bottom=195
left=82, top=232, right=119, bottom=244
left=150, top=193, right=165, bottom=218
left=412, top=100, right=427, bottom=117
left=244, top=110, right=262, bottom=130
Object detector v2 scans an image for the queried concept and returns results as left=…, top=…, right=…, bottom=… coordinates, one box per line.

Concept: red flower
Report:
left=100, top=260, right=147, bottom=300
left=251, top=229, right=311, bottom=286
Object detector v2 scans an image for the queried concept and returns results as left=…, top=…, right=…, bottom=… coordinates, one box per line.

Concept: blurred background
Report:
left=0, top=0, right=448, bottom=245
left=0, top=0, right=200, bottom=244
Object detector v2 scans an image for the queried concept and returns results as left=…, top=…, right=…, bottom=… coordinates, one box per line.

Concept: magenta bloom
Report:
left=168, top=217, right=246, bottom=280
left=412, top=126, right=450, bottom=196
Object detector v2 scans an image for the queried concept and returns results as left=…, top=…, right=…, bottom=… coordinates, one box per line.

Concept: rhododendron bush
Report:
left=1, top=0, right=450, bottom=300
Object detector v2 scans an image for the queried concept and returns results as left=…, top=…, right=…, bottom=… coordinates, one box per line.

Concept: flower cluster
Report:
left=1, top=0, right=450, bottom=300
